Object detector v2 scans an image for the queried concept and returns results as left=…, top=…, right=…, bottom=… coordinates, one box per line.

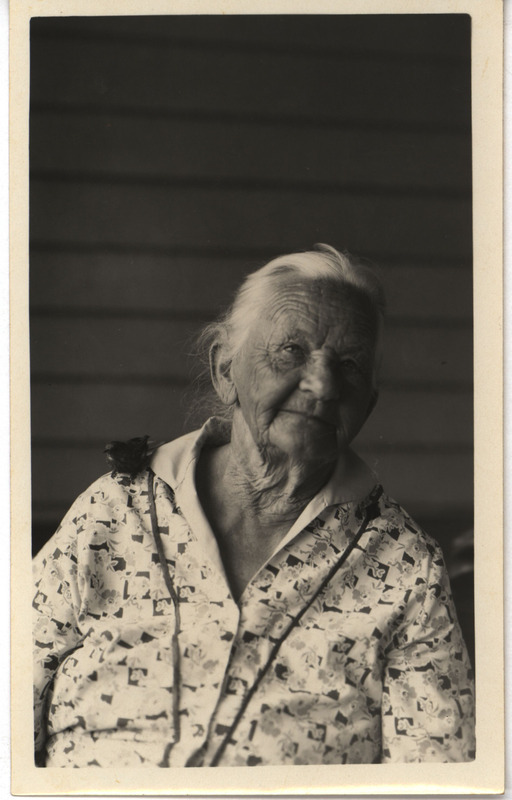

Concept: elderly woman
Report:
left=33, top=245, right=475, bottom=767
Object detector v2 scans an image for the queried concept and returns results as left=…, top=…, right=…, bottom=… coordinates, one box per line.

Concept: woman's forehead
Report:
left=258, top=279, right=377, bottom=336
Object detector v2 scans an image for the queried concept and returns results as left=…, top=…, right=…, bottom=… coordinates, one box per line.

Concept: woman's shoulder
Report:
left=372, top=489, right=444, bottom=560
left=75, top=466, right=151, bottom=503
left=33, top=466, right=156, bottom=566
left=39, top=438, right=161, bottom=548
left=77, top=434, right=164, bottom=502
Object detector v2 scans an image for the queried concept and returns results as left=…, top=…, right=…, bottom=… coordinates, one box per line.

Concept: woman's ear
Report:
left=209, top=342, right=238, bottom=406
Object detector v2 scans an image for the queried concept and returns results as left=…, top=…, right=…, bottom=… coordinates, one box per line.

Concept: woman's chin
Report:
left=269, top=421, right=340, bottom=465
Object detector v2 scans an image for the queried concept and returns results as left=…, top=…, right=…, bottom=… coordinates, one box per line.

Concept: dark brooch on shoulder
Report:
left=104, top=435, right=153, bottom=479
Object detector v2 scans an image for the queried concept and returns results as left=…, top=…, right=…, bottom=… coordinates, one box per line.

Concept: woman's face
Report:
left=229, top=278, right=378, bottom=466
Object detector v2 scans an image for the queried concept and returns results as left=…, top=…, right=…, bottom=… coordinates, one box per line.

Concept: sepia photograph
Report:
left=10, top=0, right=503, bottom=795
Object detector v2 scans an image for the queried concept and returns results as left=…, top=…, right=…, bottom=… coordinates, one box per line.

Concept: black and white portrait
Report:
left=11, top=3, right=503, bottom=793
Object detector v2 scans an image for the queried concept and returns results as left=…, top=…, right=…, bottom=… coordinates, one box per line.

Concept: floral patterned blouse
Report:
left=33, top=419, right=475, bottom=767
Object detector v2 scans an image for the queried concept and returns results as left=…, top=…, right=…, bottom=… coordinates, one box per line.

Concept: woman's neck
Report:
left=195, top=415, right=341, bottom=600
left=216, top=413, right=337, bottom=526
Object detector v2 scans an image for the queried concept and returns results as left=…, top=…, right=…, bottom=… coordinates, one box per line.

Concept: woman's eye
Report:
left=340, top=359, right=359, bottom=373
left=279, top=343, right=305, bottom=364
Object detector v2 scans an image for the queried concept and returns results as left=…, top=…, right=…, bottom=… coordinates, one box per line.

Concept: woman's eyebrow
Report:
left=269, top=326, right=309, bottom=343
left=334, top=342, right=374, bottom=361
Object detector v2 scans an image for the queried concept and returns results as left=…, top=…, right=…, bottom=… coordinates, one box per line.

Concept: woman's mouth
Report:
left=278, top=409, right=336, bottom=428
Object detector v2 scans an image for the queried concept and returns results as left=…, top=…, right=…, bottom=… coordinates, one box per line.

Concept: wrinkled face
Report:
left=229, top=278, right=378, bottom=465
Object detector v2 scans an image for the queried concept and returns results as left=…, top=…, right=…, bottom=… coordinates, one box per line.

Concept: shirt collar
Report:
left=150, top=416, right=377, bottom=510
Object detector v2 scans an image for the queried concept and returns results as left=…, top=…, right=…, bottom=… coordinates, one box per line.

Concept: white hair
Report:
left=191, top=244, right=385, bottom=422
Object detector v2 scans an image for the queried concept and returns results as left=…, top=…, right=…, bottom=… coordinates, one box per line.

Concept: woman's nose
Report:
left=299, top=352, right=340, bottom=400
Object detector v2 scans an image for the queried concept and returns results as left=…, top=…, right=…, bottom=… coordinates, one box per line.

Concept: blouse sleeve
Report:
left=32, top=509, right=84, bottom=764
left=381, top=542, right=475, bottom=762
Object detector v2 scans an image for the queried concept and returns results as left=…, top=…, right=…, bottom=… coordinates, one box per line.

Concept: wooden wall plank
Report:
left=30, top=38, right=470, bottom=127
left=29, top=254, right=472, bottom=320
left=381, top=266, right=472, bottom=321
left=381, top=326, right=472, bottom=387
left=30, top=113, right=471, bottom=193
left=30, top=318, right=199, bottom=381
left=357, top=450, right=473, bottom=512
left=30, top=183, right=472, bottom=259
left=28, top=253, right=267, bottom=315
left=359, top=390, right=472, bottom=448
left=31, top=15, right=470, bottom=62
left=31, top=384, right=189, bottom=444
